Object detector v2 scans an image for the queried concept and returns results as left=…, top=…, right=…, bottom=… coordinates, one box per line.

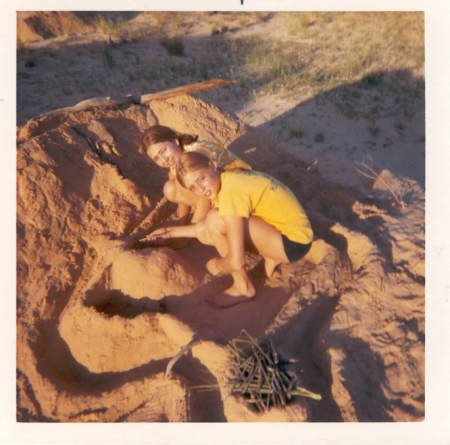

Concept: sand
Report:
left=16, top=92, right=424, bottom=422
left=14, top=10, right=426, bottom=426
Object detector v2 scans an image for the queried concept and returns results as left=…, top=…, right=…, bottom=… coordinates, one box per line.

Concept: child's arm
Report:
left=174, top=200, right=211, bottom=226
left=173, top=178, right=211, bottom=224
left=191, top=198, right=211, bottom=223
left=141, top=224, right=197, bottom=242
left=207, top=215, right=246, bottom=275
left=176, top=203, right=191, bottom=225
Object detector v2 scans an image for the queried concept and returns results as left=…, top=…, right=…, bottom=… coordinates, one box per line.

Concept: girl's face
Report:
left=182, top=163, right=221, bottom=200
left=147, top=139, right=183, bottom=169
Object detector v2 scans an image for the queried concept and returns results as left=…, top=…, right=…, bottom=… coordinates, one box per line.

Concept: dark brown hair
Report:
left=140, top=125, right=198, bottom=155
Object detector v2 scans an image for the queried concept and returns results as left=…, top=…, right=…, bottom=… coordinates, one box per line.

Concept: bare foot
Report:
left=264, top=258, right=282, bottom=279
left=206, top=257, right=224, bottom=276
left=206, top=282, right=256, bottom=309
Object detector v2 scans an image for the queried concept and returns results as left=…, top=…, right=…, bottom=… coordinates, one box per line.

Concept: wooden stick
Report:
left=226, top=355, right=254, bottom=400
left=140, top=79, right=235, bottom=104
left=241, top=360, right=256, bottom=394
left=287, top=376, right=297, bottom=400
left=165, top=336, right=201, bottom=378
left=43, top=79, right=234, bottom=118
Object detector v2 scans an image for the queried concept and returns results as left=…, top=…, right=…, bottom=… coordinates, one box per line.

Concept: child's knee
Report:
left=205, top=208, right=221, bottom=231
left=195, top=219, right=213, bottom=245
left=163, top=180, right=177, bottom=203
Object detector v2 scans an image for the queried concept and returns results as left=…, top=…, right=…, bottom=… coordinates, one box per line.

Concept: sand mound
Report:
left=17, top=12, right=126, bottom=42
left=16, top=94, right=424, bottom=422
left=18, top=12, right=87, bottom=42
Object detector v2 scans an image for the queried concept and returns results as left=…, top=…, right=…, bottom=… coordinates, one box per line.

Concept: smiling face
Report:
left=182, top=164, right=221, bottom=200
left=146, top=139, right=183, bottom=169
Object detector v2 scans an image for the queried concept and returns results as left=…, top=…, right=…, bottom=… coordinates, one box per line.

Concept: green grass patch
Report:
left=24, top=56, right=36, bottom=68
left=17, top=37, right=27, bottom=55
left=288, top=123, right=306, bottom=139
left=102, top=48, right=115, bottom=68
left=159, top=36, right=185, bottom=56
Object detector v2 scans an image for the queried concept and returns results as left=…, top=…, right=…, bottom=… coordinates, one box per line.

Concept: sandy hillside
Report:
left=16, top=12, right=425, bottom=423
left=16, top=94, right=424, bottom=422
left=16, top=11, right=425, bottom=186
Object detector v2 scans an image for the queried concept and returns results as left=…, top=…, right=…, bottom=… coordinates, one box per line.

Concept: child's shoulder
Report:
left=223, top=169, right=279, bottom=190
left=224, top=169, right=266, bottom=179
left=221, top=168, right=257, bottom=184
left=185, top=141, right=219, bottom=152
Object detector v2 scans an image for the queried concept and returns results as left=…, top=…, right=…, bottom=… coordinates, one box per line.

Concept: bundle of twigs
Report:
left=225, top=331, right=321, bottom=412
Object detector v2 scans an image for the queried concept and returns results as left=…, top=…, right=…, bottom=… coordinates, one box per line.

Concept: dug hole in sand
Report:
left=16, top=93, right=424, bottom=422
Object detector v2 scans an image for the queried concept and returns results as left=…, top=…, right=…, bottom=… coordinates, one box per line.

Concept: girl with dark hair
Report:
left=141, top=125, right=250, bottom=227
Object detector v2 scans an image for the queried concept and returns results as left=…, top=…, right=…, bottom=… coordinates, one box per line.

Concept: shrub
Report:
left=159, top=36, right=185, bottom=56
left=102, top=48, right=115, bottom=68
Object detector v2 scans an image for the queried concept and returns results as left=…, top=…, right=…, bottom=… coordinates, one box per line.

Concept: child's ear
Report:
left=209, top=160, right=216, bottom=171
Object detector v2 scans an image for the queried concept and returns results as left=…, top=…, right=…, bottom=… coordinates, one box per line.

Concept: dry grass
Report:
left=93, top=14, right=127, bottom=38
left=17, top=11, right=424, bottom=124
left=149, top=11, right=166, bottom=26
left=50, top=14, right=92, bottom=37
left=242, top=12, right=424, bottom=97
left=17, top=37, right=26, bottom=55
left=287, top=12, right=312, bottom=35
left=253, top=12, right=268, bottom=23
left=238, top=14, right=249, bottom=27
left=171, top=12, right=185, bottom=30
left=210, top=24, right=218, bottom=36
left=357, top=160, right=407, bottom=209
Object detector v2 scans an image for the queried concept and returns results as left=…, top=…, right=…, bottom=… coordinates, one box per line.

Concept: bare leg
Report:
left=193, top=219, right=214, bottom=246
left=204, top=210, right=255, bottom=307
left=243, top=216, right=290, bottom=278
left=204, top=210, right=290, bottom=308
left=207, top=210, right=290, bottom=276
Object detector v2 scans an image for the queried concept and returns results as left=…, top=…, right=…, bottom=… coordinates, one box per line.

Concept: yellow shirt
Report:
left=169, top=141, right=250, bottom=177
left=212, top=170, right=313, bottom=244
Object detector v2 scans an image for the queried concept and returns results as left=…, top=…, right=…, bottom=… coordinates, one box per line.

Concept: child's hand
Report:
left=206, top=257, right=223, bottom=276
left=140, top=227, right=173, bottom=242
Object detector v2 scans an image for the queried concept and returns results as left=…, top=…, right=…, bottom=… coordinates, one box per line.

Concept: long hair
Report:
left=140, top=125, right=198, bottom=155
left=176, top=151, right=217, bottom=188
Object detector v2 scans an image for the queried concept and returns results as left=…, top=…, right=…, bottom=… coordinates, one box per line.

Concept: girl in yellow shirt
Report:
left=141, top=151, right=313, bottom=309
